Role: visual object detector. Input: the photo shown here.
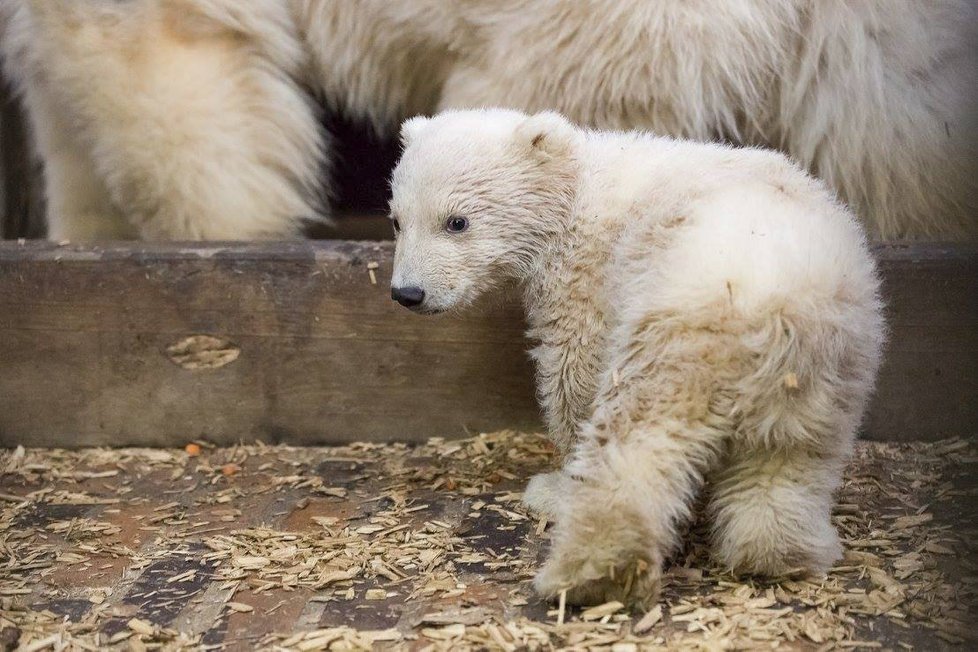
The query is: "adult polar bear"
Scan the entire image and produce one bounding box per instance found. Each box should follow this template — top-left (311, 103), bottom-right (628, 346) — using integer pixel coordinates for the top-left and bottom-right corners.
top-left (1, 0), bottom-right (975, 240)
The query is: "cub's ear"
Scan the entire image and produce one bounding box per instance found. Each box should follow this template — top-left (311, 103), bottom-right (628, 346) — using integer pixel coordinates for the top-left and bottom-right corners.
top-left (399, 116), bottom-right (430, 148)
top-left (514, 111), bottom-right (578, 159)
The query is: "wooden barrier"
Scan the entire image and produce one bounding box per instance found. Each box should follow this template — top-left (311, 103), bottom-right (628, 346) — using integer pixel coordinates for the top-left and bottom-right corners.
top-left (0, 240), bottom-right (974, 447)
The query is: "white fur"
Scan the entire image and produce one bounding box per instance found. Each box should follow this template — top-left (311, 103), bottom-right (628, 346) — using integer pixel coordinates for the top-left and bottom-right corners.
top-left (1, 0), bottom-right (325, 239)
top-left (436, 0), bottom-right (978, 239)
top-left (389, 109), bottom-right (885, 607)
top-left (2, 0), bottom-right (975, 239)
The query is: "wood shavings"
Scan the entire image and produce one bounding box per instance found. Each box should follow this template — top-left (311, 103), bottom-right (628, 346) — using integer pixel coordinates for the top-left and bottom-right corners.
top-left (0, 433), bottom-right (974, 650)
top-left (126, 618), bottom-right (155, 636)
top-left (634, 604), bottom-right (662, 634)
top-left (581, 600), bottom-right (625, 621)
top-left (226, 601), bottom-right (253, 613)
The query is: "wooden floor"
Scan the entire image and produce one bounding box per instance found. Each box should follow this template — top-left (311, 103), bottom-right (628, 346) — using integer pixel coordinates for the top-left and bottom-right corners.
top-left (1, 432), bottom-right (975, 650)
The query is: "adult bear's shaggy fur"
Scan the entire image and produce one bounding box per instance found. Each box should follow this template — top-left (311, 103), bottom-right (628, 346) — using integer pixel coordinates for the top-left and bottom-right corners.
top-left (388, 108), bottom-right (885, 606)
top-left (2, 1), bottom-right (975, 239)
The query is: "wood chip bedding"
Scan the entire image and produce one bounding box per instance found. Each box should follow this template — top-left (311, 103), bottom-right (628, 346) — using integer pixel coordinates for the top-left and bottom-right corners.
top-left (1, 433), bottom-right (975, 650)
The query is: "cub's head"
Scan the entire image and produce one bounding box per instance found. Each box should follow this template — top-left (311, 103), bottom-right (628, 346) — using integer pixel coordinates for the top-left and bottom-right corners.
top-left (389, 109), bottom-right (580, 314)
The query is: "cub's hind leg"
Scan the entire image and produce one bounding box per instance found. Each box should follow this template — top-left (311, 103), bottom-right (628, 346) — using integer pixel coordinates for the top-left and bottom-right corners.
top-left (707, 443), bottom-right (845, 576)
top-left (706, 303), bottom-right (882, 577)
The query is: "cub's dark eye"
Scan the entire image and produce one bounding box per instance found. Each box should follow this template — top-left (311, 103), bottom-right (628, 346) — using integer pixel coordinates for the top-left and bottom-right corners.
top-left (445, 216), bottom-right (469, 233)
top-left (391, 217), bottom-right (400, 234)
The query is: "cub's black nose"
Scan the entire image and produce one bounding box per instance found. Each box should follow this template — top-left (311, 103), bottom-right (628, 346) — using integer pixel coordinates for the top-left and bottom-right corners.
top-left (391, 286), bottom-right (425, 308)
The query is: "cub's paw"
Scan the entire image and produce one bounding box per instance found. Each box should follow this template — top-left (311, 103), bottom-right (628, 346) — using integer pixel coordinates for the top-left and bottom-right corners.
top-left (522, 471), bottom-right (569, 520)
top-left (534, 554), bottom-right (661, 608)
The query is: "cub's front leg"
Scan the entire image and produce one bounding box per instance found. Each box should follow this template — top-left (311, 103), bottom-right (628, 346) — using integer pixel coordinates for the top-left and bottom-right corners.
top-left (528, 336), bottom-right (601, 454)
top-left (523, 332), bottom-right (603, 519)
top-left (522, 469), bottom-right (571, 520)
top-left (533, 323), bottom-right (733, 607)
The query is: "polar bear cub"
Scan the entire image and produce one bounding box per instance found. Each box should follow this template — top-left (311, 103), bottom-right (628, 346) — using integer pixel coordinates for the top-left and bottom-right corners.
top-left (388, 109), bottom-right (884, 606)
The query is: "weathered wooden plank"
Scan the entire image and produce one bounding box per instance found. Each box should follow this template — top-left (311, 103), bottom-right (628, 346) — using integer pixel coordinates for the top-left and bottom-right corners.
top-left (0, 240), bottom-right (974, 447)
top-left (0, 240), bottom-right (538, 447)
top-left (863, 243), bottom-right (978, 441)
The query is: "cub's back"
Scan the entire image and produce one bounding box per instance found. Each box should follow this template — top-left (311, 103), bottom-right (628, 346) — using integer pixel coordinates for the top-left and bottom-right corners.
top-left (600, 137), bottom-right (877, 321)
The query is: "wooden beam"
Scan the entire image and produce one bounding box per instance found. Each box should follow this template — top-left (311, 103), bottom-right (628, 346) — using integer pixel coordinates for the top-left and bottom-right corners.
top-left (0, 241), bottom-right (974, 447)
top-left (863, 243), bottom-right (978, 441)
top-left (0, 240), bottom-right (538, 447)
